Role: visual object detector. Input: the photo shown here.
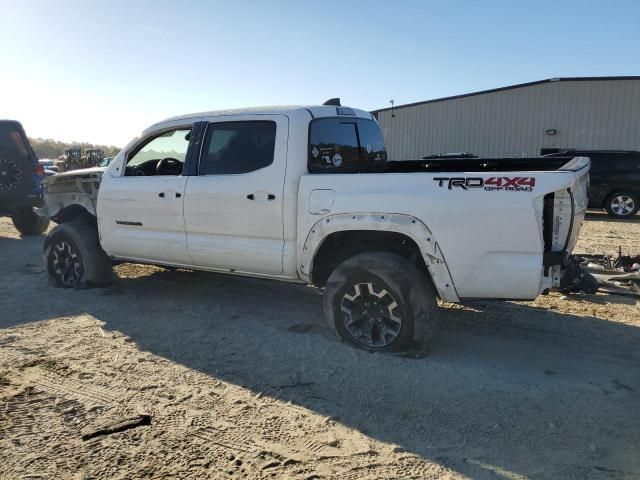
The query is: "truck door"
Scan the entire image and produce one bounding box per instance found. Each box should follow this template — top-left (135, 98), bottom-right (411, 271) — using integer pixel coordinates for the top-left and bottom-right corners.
top-left (183, 115), bottom-right (288, 275)
top-left (97, 123), bottom-right (194, 265)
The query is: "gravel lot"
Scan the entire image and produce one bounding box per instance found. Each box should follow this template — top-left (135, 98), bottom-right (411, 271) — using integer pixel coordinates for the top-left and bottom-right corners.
top-left (1, 212), bottom-right (639, 479)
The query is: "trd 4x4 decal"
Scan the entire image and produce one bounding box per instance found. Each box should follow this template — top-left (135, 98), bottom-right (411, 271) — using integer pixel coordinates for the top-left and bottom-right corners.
top-left (433, 176), bottom-right (536, 191)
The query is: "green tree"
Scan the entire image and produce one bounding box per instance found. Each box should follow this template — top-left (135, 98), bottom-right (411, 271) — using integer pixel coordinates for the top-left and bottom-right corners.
top-left (29, 137), bottom-right (120, 159)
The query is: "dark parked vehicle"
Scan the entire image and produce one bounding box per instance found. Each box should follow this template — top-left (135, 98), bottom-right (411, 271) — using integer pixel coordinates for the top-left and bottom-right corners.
top-left (543, 149), bottom-right (640, 218)
top-left (0, 120), bottom-right (50, 234)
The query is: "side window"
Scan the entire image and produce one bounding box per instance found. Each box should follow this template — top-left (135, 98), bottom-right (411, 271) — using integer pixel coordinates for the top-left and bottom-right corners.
top-left (199, 121), bottom-right (276, 175)
top-left (308, 118), bottom-right (387, 172)
top-left (309, 119), bottom-right (359, 169)
top-left (356, 118), bottom-right (387, 163)
top-left (125, 128), bottom-right (191, 176)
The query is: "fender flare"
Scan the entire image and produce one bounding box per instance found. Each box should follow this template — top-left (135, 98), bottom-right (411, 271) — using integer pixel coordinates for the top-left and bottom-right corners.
top-left (299, 212), bottom-right (460, 302)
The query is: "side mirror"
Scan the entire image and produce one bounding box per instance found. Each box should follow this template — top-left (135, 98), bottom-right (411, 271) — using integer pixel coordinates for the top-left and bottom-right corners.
top-left (109, 153), bottom-right (125, 177)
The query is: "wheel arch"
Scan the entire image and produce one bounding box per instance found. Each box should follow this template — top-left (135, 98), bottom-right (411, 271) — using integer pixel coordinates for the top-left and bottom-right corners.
top-left (300, 213), bottom-right (460, 302)
top-left (51, 204), bottom-right (97, 225)
top-left (604, 188), bottom-right (640, 200)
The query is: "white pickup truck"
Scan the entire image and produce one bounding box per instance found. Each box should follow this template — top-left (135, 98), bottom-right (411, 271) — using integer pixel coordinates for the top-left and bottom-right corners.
top-left (42, 101), bottom-right (590, 354)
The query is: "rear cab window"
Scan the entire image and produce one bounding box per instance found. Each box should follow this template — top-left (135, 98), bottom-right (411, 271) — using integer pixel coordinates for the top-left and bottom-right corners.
top-left (308, 118), bottom-right (386, 172)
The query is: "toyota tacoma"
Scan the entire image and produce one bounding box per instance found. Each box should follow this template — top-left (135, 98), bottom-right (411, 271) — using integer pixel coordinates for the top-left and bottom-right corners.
top-left (41, 102), bottom-right (590, 354)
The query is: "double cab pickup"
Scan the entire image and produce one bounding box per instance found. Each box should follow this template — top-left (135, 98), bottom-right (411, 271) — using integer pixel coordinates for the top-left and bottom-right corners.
top-left (42, 102), bottom-right (590, 354)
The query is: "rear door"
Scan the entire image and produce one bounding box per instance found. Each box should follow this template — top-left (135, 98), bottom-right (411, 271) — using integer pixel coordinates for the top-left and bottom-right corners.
top-left (183, 115), bottom-right (288, 274)
top-left (98, 122), bottom-right (194, 264)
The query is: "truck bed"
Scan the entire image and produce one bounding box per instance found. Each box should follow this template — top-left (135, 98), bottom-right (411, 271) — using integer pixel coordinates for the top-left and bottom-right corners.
top-left (313, 156), bottom-right (585, 174)
top-left (299, 156), bottom-right (590, 300)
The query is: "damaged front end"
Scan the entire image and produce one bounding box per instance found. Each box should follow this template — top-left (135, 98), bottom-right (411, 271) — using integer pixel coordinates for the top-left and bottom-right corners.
top-left (39, 167), bottom-right (104, 223)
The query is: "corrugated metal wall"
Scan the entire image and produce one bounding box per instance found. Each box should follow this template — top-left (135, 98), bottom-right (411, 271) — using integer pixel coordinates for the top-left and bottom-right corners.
top-left (375, 79), bottom-right (640, 160)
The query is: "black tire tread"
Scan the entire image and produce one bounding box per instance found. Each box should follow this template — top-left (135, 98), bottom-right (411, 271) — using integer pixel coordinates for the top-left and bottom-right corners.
top-left (11, 207), bottom-right (50, 235)
top-left (44, 221), bottom-right (113, 288)
top-left (323, 252), bottom-right (440, 356)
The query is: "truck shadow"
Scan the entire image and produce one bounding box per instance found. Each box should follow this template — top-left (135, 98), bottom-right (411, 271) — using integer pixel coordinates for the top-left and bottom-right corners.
top-left (562, 291), bottom-right (637, 306)
top-left (2, 257), bottom-right (640, 478)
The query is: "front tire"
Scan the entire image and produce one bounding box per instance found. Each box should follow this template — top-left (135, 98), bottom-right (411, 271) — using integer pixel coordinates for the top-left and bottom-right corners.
top-left (44, 221), bottom-right (113, 288)
top-left (11, 207), bottom-right (50, 235)
top-left (323, 252), bottom-right (440, 356)
top-left (605, 193), bottom-right (638, 218)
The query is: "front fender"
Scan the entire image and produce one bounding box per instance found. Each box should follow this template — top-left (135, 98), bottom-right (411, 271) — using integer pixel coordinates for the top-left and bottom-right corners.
top-left (40, 173), bottom-right (101, 219)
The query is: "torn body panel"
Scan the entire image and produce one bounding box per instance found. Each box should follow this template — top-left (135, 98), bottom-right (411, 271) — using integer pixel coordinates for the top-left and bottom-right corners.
top-left (40, 168), bottom-right (104, 221)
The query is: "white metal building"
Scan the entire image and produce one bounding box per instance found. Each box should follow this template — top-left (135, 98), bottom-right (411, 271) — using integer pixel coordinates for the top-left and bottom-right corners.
top-left (373, 77), bottom-right (640, 160)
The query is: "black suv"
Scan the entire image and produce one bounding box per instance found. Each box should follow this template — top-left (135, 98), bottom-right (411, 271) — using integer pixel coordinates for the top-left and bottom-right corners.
top-left (543, 149), bottom-right (640, 218)
top-left (0, 121), bottom-right (50, 234)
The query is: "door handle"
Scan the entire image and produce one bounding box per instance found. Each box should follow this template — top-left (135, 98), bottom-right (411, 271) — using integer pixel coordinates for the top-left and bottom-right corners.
top-left (175, 192), bottom-right (182, 198)
top-left (247, 193), bottom-right (275, 201)
top-left (158, 192), bottom-right (165, 198)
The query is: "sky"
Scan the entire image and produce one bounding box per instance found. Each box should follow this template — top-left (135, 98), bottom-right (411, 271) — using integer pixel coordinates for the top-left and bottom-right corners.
top-left (0, 0), bottom-right (638, 146)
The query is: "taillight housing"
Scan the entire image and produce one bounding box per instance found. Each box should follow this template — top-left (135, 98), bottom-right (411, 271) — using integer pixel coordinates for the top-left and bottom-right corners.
top-left (34, 163), bottom-right (45, 177)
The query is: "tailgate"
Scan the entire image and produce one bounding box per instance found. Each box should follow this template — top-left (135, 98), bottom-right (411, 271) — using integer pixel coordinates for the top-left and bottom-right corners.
top-left (549, 157), bottom-right (590, 254)
top-left (542, 157), bottom-right (590, 290)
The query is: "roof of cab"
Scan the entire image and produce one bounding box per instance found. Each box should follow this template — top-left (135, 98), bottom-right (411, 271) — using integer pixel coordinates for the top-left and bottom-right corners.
top-left (148, 105), bottom-right (374, 131)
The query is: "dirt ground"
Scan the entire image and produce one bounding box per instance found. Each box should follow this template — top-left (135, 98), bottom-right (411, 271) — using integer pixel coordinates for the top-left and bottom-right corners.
top-left (1, 211), bottom-right (639, 480)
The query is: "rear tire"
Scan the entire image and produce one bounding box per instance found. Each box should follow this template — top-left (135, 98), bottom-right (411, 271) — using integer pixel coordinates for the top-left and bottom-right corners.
top-left (323, 252), bottom-right (440, 356)
top-left (44, 221), bottom-right (113, 288)
top-left (11, 207), bottom-right (50, 235)
top-left (605, 192), bottom-right (638, 218)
